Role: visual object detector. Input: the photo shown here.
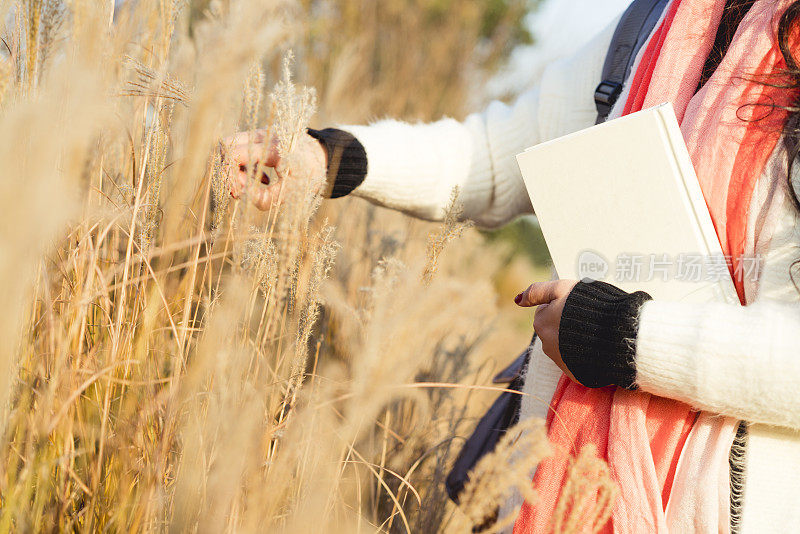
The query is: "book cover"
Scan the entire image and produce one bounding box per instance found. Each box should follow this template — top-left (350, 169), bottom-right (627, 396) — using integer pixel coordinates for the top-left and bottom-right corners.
top-left (516, 103), bottom-right (739, 304)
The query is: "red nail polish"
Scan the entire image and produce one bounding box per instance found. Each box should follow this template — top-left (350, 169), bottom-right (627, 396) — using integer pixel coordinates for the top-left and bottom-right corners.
top-left (514, 293), bottom-right (523, 304)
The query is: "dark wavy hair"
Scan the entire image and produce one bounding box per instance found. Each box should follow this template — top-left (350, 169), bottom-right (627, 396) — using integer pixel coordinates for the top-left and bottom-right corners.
top-left (776, 2), bottom-right (800, 286)
top-left (779, 2), bottom-right (800, 212)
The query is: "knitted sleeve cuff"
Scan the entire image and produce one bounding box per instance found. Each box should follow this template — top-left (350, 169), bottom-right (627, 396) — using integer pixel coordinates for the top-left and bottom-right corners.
top-left (307, 128), bottom-right (367, 198)
top-left (557, 280), bottom-right (652, 390)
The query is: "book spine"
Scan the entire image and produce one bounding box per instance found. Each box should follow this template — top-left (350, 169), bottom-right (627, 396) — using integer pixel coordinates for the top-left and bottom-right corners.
top-left (656, 105), bottom-right (739, 304)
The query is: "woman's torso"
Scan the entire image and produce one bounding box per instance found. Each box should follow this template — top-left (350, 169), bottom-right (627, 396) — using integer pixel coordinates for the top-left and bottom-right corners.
top-left (506, 8), bottom-right (800, 530)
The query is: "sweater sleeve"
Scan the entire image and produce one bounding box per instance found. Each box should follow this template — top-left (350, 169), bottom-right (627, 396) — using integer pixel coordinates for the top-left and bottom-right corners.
top-left (332, 18), bottom-right (618, 229)
top-left (306, 128), bottom-right (368, 198)
top-left (635, 300), bottom-right (800, 430)
top-left (558, 280), bottom-right (652, 389)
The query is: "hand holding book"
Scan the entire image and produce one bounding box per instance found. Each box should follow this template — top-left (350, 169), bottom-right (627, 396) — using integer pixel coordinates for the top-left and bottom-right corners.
top-left (513, 279), bottom-right (579, 384)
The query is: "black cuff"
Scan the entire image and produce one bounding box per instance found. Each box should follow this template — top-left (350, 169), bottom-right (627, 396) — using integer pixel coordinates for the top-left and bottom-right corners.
top-left (557, 280), bottom-right (652, 390)
top-left (307, 128), bottom-right (367, 198)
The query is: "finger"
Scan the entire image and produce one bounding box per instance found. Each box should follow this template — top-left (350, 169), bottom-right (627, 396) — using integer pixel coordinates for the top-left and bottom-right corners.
top-left (249, 183), bottom-right (281, 211)
top-left (223, 129), bottom-right (267, 149)
top-left (515, 280), bottom-right (576, 307)
top-left (229, 168), bottom-right (249, 198)
top-left (516, 282), bottom-right (558, 307)
top-left (223, 131), bottom-right (279, 168)
top-left (229, 140), bottom-right (280, 170)
top-left (532, 303), bottom-right (552, 332)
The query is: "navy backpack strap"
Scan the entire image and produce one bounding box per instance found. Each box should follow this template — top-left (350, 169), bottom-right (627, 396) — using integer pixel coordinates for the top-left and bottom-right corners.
top-left (595, 0), bottom-right (670, 123)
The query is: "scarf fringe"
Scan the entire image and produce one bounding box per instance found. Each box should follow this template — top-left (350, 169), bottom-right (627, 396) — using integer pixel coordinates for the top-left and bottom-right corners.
top-left (729, 421), bottom-right (749, 534)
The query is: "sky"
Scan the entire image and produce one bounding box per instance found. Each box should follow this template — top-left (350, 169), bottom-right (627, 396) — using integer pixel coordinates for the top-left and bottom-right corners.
top-left (487, 0), bottom-right (633, 98)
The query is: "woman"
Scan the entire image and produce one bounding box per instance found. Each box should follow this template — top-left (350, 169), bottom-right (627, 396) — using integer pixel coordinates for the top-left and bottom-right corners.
top-left (227, 0), bottom-right (800, 531)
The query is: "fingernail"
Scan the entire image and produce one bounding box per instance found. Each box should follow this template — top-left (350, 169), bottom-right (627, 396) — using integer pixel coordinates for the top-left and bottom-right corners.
top-left (514, 293), bottom-right (523, 305)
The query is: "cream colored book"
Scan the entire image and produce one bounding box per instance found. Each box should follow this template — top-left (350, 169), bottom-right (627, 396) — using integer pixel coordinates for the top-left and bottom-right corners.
top-left (516, 103), bottom-right (739, 304)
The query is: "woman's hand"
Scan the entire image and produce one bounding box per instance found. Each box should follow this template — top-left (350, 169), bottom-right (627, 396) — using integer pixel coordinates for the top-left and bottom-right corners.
top-left (515, 279), bottom-right (580, 383)
top-left (223, 129), bottom-right (328, 211)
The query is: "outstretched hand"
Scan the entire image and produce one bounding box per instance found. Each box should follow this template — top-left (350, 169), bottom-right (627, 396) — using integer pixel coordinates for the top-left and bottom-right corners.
top-left (515, 279), bottom-right (580, 383)
top-left (223, 129), bottom-right (328, 210)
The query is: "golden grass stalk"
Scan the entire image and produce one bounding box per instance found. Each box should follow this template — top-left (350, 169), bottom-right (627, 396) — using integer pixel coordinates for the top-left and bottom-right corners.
top-left (455, 418), bottom-right (552, 533)
top-left (552, 445), bottom-right (620, 534)
top-left (423, 187), bottom-right (474, 285)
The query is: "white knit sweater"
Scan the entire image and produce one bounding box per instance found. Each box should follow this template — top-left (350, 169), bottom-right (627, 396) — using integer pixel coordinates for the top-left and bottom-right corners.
top-left (342, 19), bottom-right (800, 533)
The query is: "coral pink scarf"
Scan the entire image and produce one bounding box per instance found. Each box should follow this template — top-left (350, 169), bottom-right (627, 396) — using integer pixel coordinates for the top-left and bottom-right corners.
top-left (514, 0), bottom-right (797, 532)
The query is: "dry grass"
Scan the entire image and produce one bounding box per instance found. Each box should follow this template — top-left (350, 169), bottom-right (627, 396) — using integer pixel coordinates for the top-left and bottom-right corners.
top-left (552, 445), bottom-right (619, 534)
top-left (454, 418), bottom-right (552, 533)
top-left (0, 0), bottom-right (615, 532)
